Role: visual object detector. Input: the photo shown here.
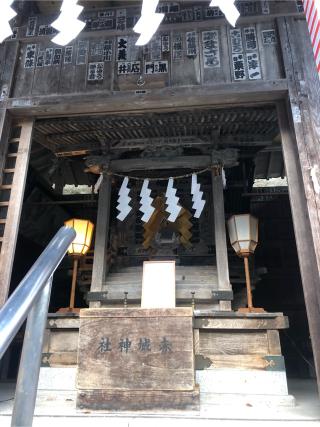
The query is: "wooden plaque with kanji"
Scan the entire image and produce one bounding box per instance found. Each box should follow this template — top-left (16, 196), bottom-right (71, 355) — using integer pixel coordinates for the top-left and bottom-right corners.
top-left (76, 308), bottom-right (199, 411)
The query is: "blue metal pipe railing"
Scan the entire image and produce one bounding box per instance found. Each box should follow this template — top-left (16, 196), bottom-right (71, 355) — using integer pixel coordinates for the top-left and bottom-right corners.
top-left (0, 226), bottom-right (76, 427)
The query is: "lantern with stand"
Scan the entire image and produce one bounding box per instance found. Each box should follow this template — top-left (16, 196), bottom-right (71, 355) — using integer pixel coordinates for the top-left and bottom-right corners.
top-left (227, 214), bottom-right (265, 313)
top-left (58, 218), bottom-right (94, 313)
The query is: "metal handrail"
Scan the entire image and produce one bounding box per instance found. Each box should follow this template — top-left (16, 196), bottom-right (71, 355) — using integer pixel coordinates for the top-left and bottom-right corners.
top-left (0, 226), bottom-right (76, 427)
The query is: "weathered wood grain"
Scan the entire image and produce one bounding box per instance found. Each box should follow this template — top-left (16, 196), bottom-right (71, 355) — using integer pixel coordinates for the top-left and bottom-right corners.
top-left (195, 354), bottom-right (285, 371)
top-left (111, 155), bottom-right (211, 172)
top-left (193, 328), bottom-right (200, 355)
top-left (194, 310), bottom-right (285, 318)
top-left (6, 80), bottom-right (288, 117)
top-left (0, 110), bottom-right (11, 188)
top-left (89, 287), bottom-right (230, 301)
top-left (77, 308), bottom-right (194, 391)
top-left (77, 387), bottom-right (200, 412)
top-left (0, 119), bottom-right (33, 306)
top-left (257, 20), bottom-right (284, 81)
top-left (211, 168), bottom-right (231, 312)
top-left (267, 330), bottom-right (281, 355)
top-left (201, 25), bottom-right (231, 86)
top-left (170, 29), bottom-right (200, 87)
top-left (90, 173), bottom-right (111, 307)
top-left (194, 316), bottom-right (289, 330)
top-left (1, 41), bottom-right (20, 98)
top-left (199, 330), bottom-right (269, 355)
top-left (12, 44), bottom-right (36, 98)
top-left (42, 351), bottom-right (77, 366)
top-left (49, 331), bottom-right (79, 353)
top-left (277, 15), bottom-right (320, 392)
top-left (47, 316), bottom-right (80, 329)
top-left (80, 307), bottom-right (193, 318)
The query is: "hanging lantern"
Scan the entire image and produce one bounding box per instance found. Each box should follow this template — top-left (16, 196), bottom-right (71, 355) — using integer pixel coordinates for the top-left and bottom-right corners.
top-left (64, 218), bottom-right (94, 255)
top-left (227, 214), bottom-right (258, 257)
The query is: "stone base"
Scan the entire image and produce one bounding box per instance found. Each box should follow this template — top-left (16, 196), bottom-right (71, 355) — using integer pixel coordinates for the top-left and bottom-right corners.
top-left (38, 367), bottom-right (76, 391)
top-left (38, 367), bottom-right (295, 409)
top-left (201, 392), bottom-right (295, 408)
top-left (196, 369), bottom-right (294, 408)
top-left (196, 369), bottom-right (289, 395)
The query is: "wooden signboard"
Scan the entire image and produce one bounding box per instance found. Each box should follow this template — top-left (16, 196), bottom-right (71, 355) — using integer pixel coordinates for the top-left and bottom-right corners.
top-left (77, 307), bottom-right (199, 411)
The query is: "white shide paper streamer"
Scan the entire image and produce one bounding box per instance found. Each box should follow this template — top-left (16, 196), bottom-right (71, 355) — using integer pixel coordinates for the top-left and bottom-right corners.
top-left (165, 177), bottom-right (182, 222)
top-left (191, 174), bottom-right (206, 218)
top-left (116, 176), bottom-right (132, 221)
top-left (139, 179), bottom-right (155, 222)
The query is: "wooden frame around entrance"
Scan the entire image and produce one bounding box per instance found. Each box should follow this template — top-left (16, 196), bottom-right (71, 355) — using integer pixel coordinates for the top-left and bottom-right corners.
top-left (1, 97), bottom-right (319, 391)
top-left (0, 15), bottom-right (320, 394)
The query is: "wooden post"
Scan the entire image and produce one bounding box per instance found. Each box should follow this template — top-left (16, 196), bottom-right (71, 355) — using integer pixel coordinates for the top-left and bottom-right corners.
top-left (277, 15), bottom-right (320, 393)
top-left (0, 119), bottom-right (34, 307)
top-left (243, 257), bottom-right (253, 309)
top-left (211, 166), bottom-right (231, 311)
top-left (90, 172), bottom-right (112, 308)
top-left (69, 257), bottom-right (79, 309)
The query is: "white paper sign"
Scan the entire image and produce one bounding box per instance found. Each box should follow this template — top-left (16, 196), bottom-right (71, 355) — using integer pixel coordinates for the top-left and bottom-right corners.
top-left (141, 261), bottom-right (176, 308)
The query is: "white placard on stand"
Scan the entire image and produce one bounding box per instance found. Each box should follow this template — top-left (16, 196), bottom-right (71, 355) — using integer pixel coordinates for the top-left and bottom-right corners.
top-left (141, 260), bottom-right (176, 308)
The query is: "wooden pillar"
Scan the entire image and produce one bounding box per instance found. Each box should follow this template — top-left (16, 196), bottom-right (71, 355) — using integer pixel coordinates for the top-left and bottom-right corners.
top-left (90, 172), bottom-right (112, 308)
top-left (277, 16), bottom-right (320, 392)
top-left (277, 101), bottom-right (320, 393)
top-left (211, 166), bottom-right (232, 311)
top-left (0, 119), bottom-right (34, 307)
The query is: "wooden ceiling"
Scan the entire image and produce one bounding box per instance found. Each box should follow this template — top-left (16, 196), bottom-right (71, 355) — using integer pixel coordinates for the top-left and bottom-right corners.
top-left (34, 106), bottom-right (279, 156)
top-left (30, 106), bottom-right (283, 187)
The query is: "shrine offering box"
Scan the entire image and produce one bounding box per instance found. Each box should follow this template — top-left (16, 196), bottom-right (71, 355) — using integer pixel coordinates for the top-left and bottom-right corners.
top-left (76, 308), bottom-right (199, 412)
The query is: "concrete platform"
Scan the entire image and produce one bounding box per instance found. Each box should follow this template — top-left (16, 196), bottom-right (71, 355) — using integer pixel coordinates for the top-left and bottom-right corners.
top-left (0, 379), bottom-right (319, 426)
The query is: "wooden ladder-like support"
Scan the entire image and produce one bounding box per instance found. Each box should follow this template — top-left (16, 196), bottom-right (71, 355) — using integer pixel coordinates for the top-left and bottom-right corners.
top-left (0, 135), bottom-right (20, 249)
top-left (0, 120), bottom-right (33, 305)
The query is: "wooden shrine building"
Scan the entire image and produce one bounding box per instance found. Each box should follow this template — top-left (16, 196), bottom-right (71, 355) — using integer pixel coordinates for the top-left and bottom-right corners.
top-left (0, 0), bottom-right (320, 413)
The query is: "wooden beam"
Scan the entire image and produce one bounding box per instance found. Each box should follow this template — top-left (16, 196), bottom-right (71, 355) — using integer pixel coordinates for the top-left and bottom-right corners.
top-left (211, 167), bottom-right (231, 311)
top-left (111, 155), bottom-right (211, 172)
top-left (0, 119), bottom-right (34, 307)
top-left (89, 173), bottom-right (112, 308)
top-left (7, 80), bottom-right (287, 118)
top-left (46, 137), bottom-right (275, 157)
